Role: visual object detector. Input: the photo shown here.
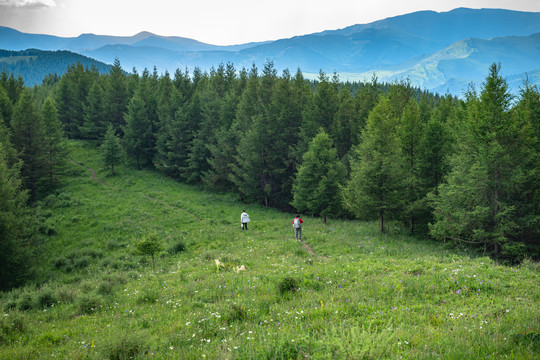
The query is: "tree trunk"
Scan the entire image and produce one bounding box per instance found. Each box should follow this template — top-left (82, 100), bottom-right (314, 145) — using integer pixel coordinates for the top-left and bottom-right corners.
top-left (380, 211), bottom-right (384, 233)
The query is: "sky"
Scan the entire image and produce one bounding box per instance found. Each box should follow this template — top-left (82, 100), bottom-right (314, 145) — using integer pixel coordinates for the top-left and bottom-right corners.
top-left (1, 0), bottom-right (540, 45)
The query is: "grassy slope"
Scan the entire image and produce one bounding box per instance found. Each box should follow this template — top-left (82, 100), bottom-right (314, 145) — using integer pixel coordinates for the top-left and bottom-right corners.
top-left (1, 141), bottom-right (538, 359)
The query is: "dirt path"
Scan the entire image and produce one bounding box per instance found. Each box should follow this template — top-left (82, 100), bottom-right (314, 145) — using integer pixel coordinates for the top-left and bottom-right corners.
top-left (301, 241), bottom-right (328, 260)
top-left (70, 158), bottom-right (110, 187)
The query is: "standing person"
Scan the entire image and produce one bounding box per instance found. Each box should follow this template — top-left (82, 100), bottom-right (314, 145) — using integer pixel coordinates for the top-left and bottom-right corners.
top-left (292, 214), bottom-right (303, 241)
top-left (241, 210), bottom-right (250, 230)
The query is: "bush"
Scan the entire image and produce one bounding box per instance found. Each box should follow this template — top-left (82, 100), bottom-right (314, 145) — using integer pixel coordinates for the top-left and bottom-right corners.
top-left (56, 286), bottom-right (76, 304)
top-left (73, 255), bottom-right (91, 269)
top-left (35, 288), bottom-right (57, 309)
top-left (167, 240), bottom-right (186, 254)
top-left (101, 332), bottom-right (149, 360)
top-left (16, 293), bottom-right (34, 311)
top-left (225, 304), bottom-right (248, 324)
top-left (278, 277), bottom-right (299, 296)
top-left (77, 294), bottom-right (102, 314)
top-left (0, 313), bottom-right (26, 344)
top-left (97, 281), bottom-right (115, 296)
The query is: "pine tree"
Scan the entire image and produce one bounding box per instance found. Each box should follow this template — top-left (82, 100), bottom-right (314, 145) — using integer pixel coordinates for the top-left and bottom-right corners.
top-left (430, 63), bottom-right (539, 261)
top-left (56, 63), bottom-right (97, 139)
top-left (304, 70), bottom-right (338, 133)
top-left (41, 97), bottom-right (67, 191)
top-left (101, 124), bottom-right (124, 175)
top-left (10, 89), bottom-right (48, 200)
top-left (343, 96), bottom-right (404, 232)
top-left (332, 87), bottom-right (359, 158)
top-left (81, 81), bottom-right (106, 139)
top-left (105, 58), bottom-right (128, 136)
top-left (0, 71), bottom-right (24, 105)
top-left (292, 129), bottom-right (346, 224)
top-left (0, 85), bottom-right (13, 127)
top-left (123, 88), bottom-right (153, 169)
top-left (0, 138), bottom-right (30, 290)
top-left (396, 99), bottom-right (424, 233)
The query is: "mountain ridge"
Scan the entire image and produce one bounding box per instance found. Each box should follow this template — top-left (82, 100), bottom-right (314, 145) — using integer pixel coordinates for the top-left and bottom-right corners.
top-left (1, 7), bottom-right (539, 95)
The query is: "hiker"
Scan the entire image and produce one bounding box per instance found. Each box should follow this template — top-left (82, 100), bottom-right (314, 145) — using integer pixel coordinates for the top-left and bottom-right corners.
top-left (292, 214), bottom-right (303, 240)
top-left (241, 210), bottom-right (250, 230)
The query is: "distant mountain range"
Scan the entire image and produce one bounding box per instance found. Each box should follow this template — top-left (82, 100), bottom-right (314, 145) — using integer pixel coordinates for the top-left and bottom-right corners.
top-left (1, 7), bottom-right (539, 96)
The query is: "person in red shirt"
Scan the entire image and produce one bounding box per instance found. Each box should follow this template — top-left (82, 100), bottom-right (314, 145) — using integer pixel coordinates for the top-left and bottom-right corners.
top-left (292, 214), bottom-right (303, 241)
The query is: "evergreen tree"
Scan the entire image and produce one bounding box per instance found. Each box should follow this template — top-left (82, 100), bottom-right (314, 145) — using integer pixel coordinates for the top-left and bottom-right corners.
top-left (343, 96), bottom-right (404, 232)
top-left (81, 81), bottom-right (106, 139)
top-left (185, 76), bottom-right (220, 186)
top-left (265, 69), bottom-right (303, 208)
top-left (154, 87), bottom-right (188, 178)
top-left (292, 129), bottom-right (346, 224)
top-left (230, 64), bottom-right (264, 203)
top-left (231, 61), bottom-right (285, 206)
top-left (332, 87), bottom-right (359, 158)
top-left (101, 124), bottom-right (124, 175)
top-left (0, 70), bottom-right (24, 105)
top-left (430, 63), bottom-right (539, 261)
top-left (396, 99), bottom-right (424, 233)
top-left (303, 70), bottom-right (338, 134)
top-left (0, 85), bottom-right (13, 127)
top-left (10, 89), bottom-right (48, 200)
top-left (105, 58), bottom-right (128, 136)
top-left (414, 102), bottom-right (453, 234)
top-left (0, 137), bottom-right (30, 290)
top-left (41, 97), bottom-right (67, 191)
top-left (355, 74), bottom-right (380, 139)
top-left (56, 62), bottom-right (97, 139)
top-left (290, 69), bottom-right (313, 167)
top-left (123, 88), bottom-right (153, 169)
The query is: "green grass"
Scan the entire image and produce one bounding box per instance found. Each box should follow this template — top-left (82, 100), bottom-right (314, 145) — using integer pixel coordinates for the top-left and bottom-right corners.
top-left (1, 140), bottom-right (538, 359)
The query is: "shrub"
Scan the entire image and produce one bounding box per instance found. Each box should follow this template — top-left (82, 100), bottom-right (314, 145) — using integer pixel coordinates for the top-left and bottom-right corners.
top-left (16, 293), bottom-right (34, 311)
top-left (278, 277), bottom-right (299, 296)
top-left (77, 294), bottom-right (102, 314)
top-left (73, 256), bottom-right (91, 269)
top-left (97, 281), bottom-right (114, 296)
top-left (101, 332), bottom-right (149, 360)
top-left (0, 313), bottom-right (26, 344)
top-left (225, 304), bottom-right (247, 324)
top-left (167, 240), bottom-right (186, 254)
top-left (35, 288), bottom-right (57, 309)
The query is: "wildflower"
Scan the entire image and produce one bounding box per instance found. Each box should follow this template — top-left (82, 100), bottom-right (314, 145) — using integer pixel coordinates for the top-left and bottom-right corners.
top-left (234, 265), bottom-right (246, 273)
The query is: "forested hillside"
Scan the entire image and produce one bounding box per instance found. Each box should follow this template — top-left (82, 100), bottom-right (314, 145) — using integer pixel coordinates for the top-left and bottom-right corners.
top-left (0, 59), bottom-right (539, 292)
top-left (0, 49), bottom-right (112, 86)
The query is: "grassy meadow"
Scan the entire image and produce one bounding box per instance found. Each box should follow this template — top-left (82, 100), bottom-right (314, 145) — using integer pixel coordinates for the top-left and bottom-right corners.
top-left (0, 141), bottom-right (538, 359)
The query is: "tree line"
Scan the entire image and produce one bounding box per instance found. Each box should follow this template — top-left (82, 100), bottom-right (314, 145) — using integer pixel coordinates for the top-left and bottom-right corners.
top-left (0, 59), bottom-right (538, 290)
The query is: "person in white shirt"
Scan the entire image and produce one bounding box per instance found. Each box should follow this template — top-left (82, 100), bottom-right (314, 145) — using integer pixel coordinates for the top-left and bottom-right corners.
top-left (241, 210), bottom-right (250, 230)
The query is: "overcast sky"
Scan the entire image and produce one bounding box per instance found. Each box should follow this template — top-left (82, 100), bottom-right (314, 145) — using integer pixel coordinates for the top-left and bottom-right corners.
top-left (1, 0), bottom-right (539, 45)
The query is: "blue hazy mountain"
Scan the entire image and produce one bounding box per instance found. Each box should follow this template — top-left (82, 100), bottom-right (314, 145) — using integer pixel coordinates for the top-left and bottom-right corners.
top-left (366, 32), bottom-right (540, 96)
top-left (0, 49), bottom-right (112, 86)
top-left (0, 27), bottom-right (267, 53)
top-left (317, 8), bottom-right (540, 45)
top-left (1, 8), bottom-right (539, 95)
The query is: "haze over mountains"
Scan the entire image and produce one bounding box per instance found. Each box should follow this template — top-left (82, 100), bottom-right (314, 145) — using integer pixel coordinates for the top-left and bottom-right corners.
top-left (1, 7), bottom-right (539, 96)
